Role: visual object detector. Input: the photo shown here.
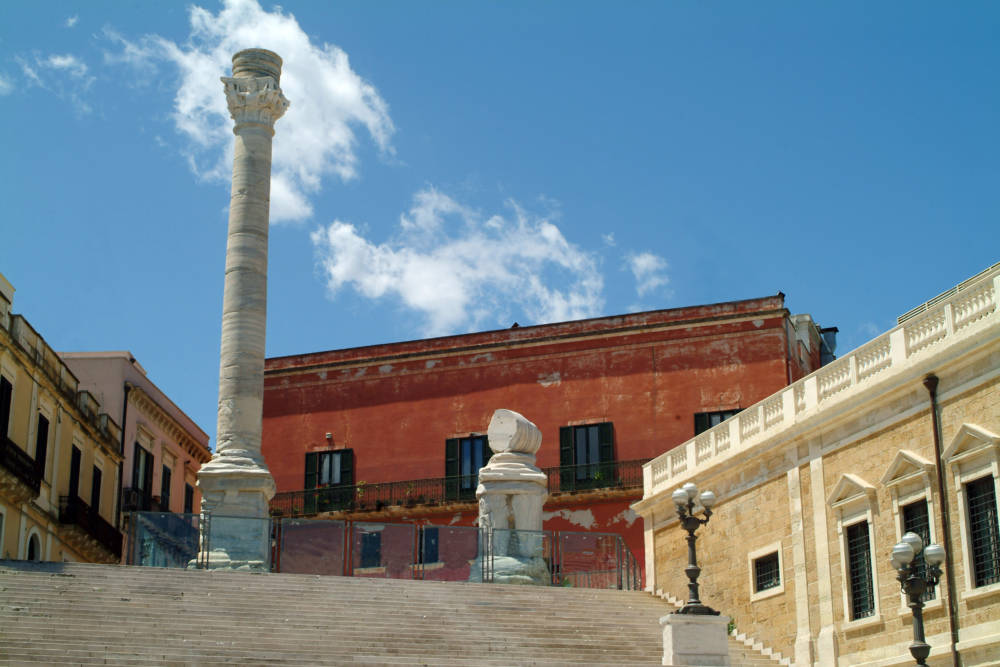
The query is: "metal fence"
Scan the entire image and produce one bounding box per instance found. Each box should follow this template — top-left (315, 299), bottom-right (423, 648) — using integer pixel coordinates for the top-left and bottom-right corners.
top-left (269, 459), bottom-right (649, 518)
top-left (125, 512), bottom-right (641, 590)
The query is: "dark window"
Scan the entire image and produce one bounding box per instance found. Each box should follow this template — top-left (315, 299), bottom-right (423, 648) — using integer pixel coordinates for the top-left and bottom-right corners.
top-left (420, 527), bottom-right (439, 564)
top-left (558, 423), bottom-right (615, 491)
top-left (360, 531), bottom-right (381, 568)
top-left (966, 476), bottom-right (1000, 587)
top-left (902, 499), bottom-right (935, 600)
top-left (160, 465), bottom-right (172, 512)
top-left (68, 446), bottom-right (81, 499)
top-left (0, 376), bottom-right (12, 438)
top-left (27, 534), bottom-right (39, 561)
top-left (132, 443), bottom-right (153, 497)
top-left (304, 449), bottom-right (354, 512)
top-left (91, 466), bottom-right (102, 514)
top-left (846, 521), bottom-right (875, 620)
top-left (694, 410), bottom-right (741, 435)
top-left (184, 483), bottom-right (195, 514)
top-left (445, 436), bottom-right (491, 500)
top-left (35, 414), bottom-right (49, 479)
top-left (754, 552), bottom-right (781, 592)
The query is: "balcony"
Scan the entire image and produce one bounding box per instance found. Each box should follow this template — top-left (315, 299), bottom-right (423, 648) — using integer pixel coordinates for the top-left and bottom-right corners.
top-left (270, 459), bottom-right (648, 518)
top-left (121, 487), bottom-right (167, 513)
top-left (59, 495), bottom-right (123, 559)
top-left (0, 435), bottom-right (42, 498)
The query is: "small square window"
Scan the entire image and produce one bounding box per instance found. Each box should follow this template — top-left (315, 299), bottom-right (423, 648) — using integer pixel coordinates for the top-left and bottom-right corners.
top-left (754, 552), bottom-right (781, 592)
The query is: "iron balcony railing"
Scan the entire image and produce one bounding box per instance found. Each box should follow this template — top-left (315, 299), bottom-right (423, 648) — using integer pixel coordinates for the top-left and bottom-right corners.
top-left (59, 494), bottom-right (123, 559)
top-left (121, 487), bottom-right (166, 513)
top-left (0, 436), bottom-right (42, 496)
top-left (270, 459), bottom-right (648, 518)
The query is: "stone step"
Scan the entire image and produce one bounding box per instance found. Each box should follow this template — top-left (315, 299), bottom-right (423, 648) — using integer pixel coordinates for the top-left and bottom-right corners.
top-left (0, 561), bottom-right (785, 666)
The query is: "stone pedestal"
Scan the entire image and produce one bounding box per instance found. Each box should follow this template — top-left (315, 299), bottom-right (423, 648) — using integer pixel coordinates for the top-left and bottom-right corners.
top-left (473, 409), bottom-right (549, 585)
top-left (660, 613), bottom-right (732, 666)
top-left (196, 48), bottom-right (288, 570)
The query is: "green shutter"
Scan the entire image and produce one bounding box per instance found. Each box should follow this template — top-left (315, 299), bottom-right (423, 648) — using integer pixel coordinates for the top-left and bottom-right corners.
top-left (132, 443), bottom-right (141, 491)
top-left (559, 427), bottom-right (573, 491)
top-left (598, 422), bottom-right (616, 488)
top-left (445, 438), bottom-right (459, 500)
top-left (143, 450), bottom-right (154, 499)
top-left (598, 423), bottom-right (614, 462)
top-left (304, 452), bottom-right (318, 489)
top-left (337, 449), bottom-right (355, 510)
top-left (339, 449), bottom-right (354, 485)
top-left (304, 452), bottom-right (318, 515)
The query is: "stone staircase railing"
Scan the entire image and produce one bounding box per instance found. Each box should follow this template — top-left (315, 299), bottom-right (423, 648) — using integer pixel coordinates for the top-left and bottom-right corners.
top-left (644, 264), bottom-right (1000, 498)
top-left (654, 588), bottom-right (789, 666)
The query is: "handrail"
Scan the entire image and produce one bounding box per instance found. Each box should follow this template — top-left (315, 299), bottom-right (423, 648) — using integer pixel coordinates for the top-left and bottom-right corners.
top-left (270, 459), bottom-right (649, 517)
top-left (643, 265), bottom-right (1000, 499)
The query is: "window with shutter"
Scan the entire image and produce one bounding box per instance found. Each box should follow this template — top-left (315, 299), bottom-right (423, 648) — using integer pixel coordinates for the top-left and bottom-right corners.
top-left (35, 414), bottom-right (49, 479)
top-left (304, 449), bottom-right (355, 513)
top-left (558, 422), bottom-right (616, 491)
top-left (0, 376), bottom-right (12, 439)
top-left (444, 435), bottom-right (490, 501)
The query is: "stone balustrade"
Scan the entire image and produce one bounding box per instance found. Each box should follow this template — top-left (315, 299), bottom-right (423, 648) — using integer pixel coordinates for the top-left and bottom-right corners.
top-left (644, 266), bottom-right (1000, 498)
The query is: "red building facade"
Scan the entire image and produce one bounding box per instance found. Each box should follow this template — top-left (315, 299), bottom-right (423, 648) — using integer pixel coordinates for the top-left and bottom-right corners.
top-left (261, 294), bottom-right (833, 571)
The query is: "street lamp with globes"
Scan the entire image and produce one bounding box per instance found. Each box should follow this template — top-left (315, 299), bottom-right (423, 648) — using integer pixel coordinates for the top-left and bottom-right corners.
top-left (891, 531), bottom-right (945, 666)
top-left (671, 481), bottom-right (719, 615)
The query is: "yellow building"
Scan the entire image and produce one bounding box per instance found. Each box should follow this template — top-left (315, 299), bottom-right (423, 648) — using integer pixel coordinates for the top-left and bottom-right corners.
top-left (0, 273), bottom-right (124, 563)
top-left (634, 264), bottom-right (1000, 666)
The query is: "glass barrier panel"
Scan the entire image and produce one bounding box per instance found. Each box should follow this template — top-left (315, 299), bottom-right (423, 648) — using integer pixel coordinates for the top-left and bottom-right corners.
top-left (204, 515), bottom-right (272, 571)
top-left (276, 518), bottom-right (346, 576)
top-left (557, 531), bottom-right (621, 589)
top-left (418, 525), bottom-right (482, 582)
top-left (129, 512), bottom-right (201, 568)
top-left (489, 529), bottom-right (550, 585)
top-left (349, 522), bottom-right (416, 579)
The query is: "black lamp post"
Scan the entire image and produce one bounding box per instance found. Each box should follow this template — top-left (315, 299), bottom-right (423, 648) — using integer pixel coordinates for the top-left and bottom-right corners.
top-left (891, 531), bottom-right (945, 666)
top-left (671, 482), bottom-right (719, 615)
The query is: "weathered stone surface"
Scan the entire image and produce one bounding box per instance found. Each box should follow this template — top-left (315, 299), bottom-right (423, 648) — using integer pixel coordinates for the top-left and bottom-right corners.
top-left (661, 613), bottom-right (732, 666)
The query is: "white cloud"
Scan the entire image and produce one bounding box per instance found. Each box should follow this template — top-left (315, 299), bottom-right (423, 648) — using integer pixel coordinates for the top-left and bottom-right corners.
top-left (602, 233), bottom-right (616, 247)
top-left (16, 52), bottom-right (96, 113)
top-left (311, 188), bottom-right (605, 336)
top-left (65, 15), bottom-right (79, 28)
top-left (626, 251), bottom-right (669, 297)
top-left (0, 74), bottom-right (12, 96)
top-left (44, 54), bottom-right (90, 80)
top-left (108, 0), bottom-right (394, 222)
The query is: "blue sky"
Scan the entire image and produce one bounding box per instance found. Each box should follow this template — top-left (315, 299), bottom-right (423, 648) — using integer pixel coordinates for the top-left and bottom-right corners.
top-left (2, 1), bottom-right (997, 448)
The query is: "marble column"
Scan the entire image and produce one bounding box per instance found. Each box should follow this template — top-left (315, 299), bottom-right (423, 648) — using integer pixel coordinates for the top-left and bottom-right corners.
top-left (196, 49), bottom-right (288, 569)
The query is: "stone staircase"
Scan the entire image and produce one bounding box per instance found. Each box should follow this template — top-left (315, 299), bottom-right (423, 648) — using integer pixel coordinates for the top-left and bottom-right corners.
top-left (0, 561), bottom-right (781, 666)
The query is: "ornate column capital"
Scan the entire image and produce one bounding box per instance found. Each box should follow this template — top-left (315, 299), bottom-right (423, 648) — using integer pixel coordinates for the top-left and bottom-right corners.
top-left (221, 75), bottom-right (289, 133)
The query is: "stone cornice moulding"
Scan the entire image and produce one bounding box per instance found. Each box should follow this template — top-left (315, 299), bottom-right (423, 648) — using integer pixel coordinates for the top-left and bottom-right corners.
top-left (129, 387), bottom-right (211, 463)
top-left (222, 76), bottom-right (289, 133)
top-left (265, 308), bottom-right (791, 380)
top-left (631, 348), bottom-right (1000, 521)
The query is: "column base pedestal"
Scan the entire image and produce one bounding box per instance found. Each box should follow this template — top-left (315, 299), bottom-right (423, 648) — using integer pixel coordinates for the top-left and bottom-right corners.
top-left (195, 449), bottom-right (275, 570)
top-left (660, 612), bottom-right (731, 666)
